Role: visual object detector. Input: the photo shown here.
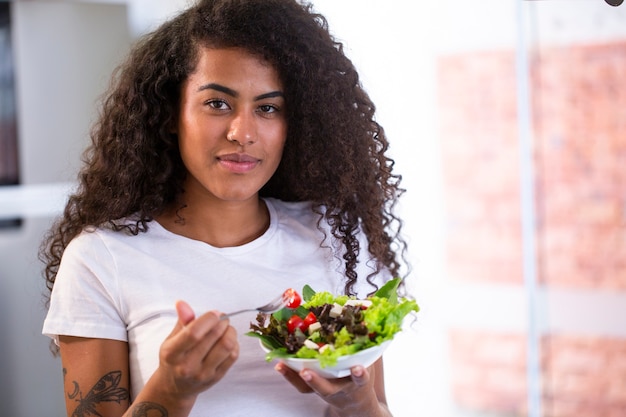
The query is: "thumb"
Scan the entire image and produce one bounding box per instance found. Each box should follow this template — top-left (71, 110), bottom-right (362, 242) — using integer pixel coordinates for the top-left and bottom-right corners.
top-left (166, 300), bottom-right (196, 340)
top-left (176, 300), bottom-right (196, 325)
top-left (168, 300), bottom-right (196, 337)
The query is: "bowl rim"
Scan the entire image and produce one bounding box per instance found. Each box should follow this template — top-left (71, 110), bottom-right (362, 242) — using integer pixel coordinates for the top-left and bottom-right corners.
top-left (259, 339), bottom-right (391, 363)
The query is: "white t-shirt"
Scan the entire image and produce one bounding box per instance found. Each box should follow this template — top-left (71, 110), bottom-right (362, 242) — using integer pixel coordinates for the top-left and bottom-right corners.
top-left (43, 198), bottom-right (388, 417)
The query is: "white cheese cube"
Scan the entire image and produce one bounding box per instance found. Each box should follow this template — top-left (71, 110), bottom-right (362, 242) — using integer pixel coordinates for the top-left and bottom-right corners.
top-left (308, 322), bottom-right (322, 334)
top-left (304, 339), bottom-right (319, 350)
top-left (329, 303), bottom-right (344, 318)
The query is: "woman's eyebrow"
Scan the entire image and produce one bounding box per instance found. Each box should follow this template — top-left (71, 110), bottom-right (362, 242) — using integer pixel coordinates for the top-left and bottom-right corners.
top-left (197, 83), bottom-right (284, 101)
top-left (254, 91), bottom-right (284, 101)
top-left (198, 83), bottom-right (237, 97)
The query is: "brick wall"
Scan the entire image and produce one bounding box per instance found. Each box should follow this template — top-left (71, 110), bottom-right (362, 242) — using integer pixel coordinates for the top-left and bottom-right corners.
top-left (439, 42), bottom-right (626, 417)
top-left (534, 43), bottom-right (626, 290)
top-left (449, 331), bottom-right (528, 416)
top-left (449, 331), bottom-right (626, 417)
top-left (543, 335), bottom-right (626, 417)
top-left (439, 50), bottom-right (523, 286)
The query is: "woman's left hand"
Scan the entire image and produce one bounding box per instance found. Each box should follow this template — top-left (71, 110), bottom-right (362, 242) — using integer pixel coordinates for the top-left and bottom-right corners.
top-left (275, 358), bottom-right (391, 417)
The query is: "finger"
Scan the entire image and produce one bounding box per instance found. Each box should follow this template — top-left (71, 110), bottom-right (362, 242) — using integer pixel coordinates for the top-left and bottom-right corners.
top-left (297, 369), bottom-right (350, 397)
top-left (275, 363), bottom-right (313, 393)
top-left (200, 323), bottom-right (238, 364)
top-left (199, 327), bottom-right (240, 383)
top-left (162, 308), bottom-right (226, 364)
top-left (177, 311), bottom-right (230, 363)
top-left (297, 366), bottom-right (370, 398)
top-left (181, 326), bottom-right (240, 391)
top-left (349, 365), bottom-right (370, 387)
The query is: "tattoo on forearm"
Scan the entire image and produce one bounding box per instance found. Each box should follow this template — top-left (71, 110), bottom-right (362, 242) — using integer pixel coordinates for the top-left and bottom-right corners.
top-left (66, 370), bottom-right (130, 417)
top-left (131, 402), bottom-right (168, 417)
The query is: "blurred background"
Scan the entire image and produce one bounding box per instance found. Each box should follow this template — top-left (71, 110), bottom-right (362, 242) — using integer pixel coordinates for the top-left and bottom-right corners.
top-left (1, 0), bottom-right (625, 416)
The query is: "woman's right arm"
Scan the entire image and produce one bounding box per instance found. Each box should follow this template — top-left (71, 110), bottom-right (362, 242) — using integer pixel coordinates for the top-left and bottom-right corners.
top-left (59, 301), bottom-right (239, 417)
top-left (59, 336), bottom-right (131, 416)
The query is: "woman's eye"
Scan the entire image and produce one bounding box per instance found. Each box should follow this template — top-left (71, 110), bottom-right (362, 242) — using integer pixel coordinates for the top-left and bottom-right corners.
top-left (258, 104), bottom-right (279, 114)
top-left (206, 99), bottom-right (230, 110)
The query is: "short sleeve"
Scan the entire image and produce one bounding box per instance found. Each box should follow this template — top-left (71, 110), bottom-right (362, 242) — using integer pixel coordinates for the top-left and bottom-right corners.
top-left (42, 231), bottom-right (128, 345)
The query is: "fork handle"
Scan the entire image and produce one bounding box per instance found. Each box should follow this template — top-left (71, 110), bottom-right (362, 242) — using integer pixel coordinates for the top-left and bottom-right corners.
top-left (219, 309), bottom-right (254, 320)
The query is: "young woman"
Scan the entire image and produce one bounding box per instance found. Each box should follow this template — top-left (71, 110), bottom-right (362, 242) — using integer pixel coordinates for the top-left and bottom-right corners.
top-left (41, 1), bottom-right (407, 416)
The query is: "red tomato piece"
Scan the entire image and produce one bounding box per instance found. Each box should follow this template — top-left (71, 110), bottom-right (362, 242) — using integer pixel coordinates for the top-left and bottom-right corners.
top-left (303, 311), bottom-right (317, 328)
top-left (282, 288), bottom-right (302, 309)
top-left (286, 315), bottom-right (305, 333)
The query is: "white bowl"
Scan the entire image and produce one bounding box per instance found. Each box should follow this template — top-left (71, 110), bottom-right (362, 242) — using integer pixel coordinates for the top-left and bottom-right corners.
top-left (261, 340), bottom-right (392, 379)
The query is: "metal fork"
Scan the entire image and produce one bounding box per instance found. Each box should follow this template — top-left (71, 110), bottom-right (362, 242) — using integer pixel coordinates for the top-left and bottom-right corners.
top-left (220, 293), bottom-right (287, 320)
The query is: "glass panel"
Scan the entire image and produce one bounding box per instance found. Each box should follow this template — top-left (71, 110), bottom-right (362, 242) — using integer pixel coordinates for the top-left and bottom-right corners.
top-left (523, 2), bottom-right (626, 417)
top-left (434, 2), bottom-right (534, 415)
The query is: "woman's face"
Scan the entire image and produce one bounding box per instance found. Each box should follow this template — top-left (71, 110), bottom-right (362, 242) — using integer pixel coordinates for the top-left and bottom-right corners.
top-left (176, 47), bottom-right (287, 204)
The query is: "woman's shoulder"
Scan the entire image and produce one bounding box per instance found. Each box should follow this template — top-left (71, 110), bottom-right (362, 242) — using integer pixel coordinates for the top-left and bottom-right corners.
top-left (67, 217), bottom-right (154, 250)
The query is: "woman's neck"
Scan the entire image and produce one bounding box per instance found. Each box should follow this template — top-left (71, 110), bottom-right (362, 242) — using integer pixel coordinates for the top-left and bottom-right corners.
top-left (157, 197), bottom-right (270, 248)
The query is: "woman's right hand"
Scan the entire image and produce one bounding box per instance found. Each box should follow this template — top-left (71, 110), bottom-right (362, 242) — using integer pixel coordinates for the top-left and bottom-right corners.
top-left (122, 300), bottom-right (238, 416)
top-left (149, 300), bottom-right (239, 410)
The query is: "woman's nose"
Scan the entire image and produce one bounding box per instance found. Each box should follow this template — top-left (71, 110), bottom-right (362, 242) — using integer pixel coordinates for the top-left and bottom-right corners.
top-left (226, 112), bottom-right (257, 146)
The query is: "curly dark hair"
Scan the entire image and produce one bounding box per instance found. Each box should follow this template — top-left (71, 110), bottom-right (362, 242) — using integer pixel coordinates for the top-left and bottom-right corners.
top-left (40, 0), bottom-right (407, 302)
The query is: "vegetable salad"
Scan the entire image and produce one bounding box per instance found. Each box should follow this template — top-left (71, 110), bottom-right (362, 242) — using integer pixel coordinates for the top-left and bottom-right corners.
top-left (247, 278), bottom-right (419, 368)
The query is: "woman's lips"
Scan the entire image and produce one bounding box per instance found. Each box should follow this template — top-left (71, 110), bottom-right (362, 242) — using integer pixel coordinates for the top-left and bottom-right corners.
top-left (217, 153), bottom-right (260, 173)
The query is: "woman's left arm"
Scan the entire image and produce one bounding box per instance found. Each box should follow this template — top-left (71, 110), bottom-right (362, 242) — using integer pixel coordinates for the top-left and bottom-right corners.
top-left (275, 357), bottom-right (392, 417)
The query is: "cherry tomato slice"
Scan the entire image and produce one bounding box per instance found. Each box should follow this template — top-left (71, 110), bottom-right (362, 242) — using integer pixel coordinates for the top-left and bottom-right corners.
top-left (303, 311), bottom-right (317, 328)
top-left (282, 288), bottom-right (302, 309)
top-left (286, 315), bottom-right (305, 333)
